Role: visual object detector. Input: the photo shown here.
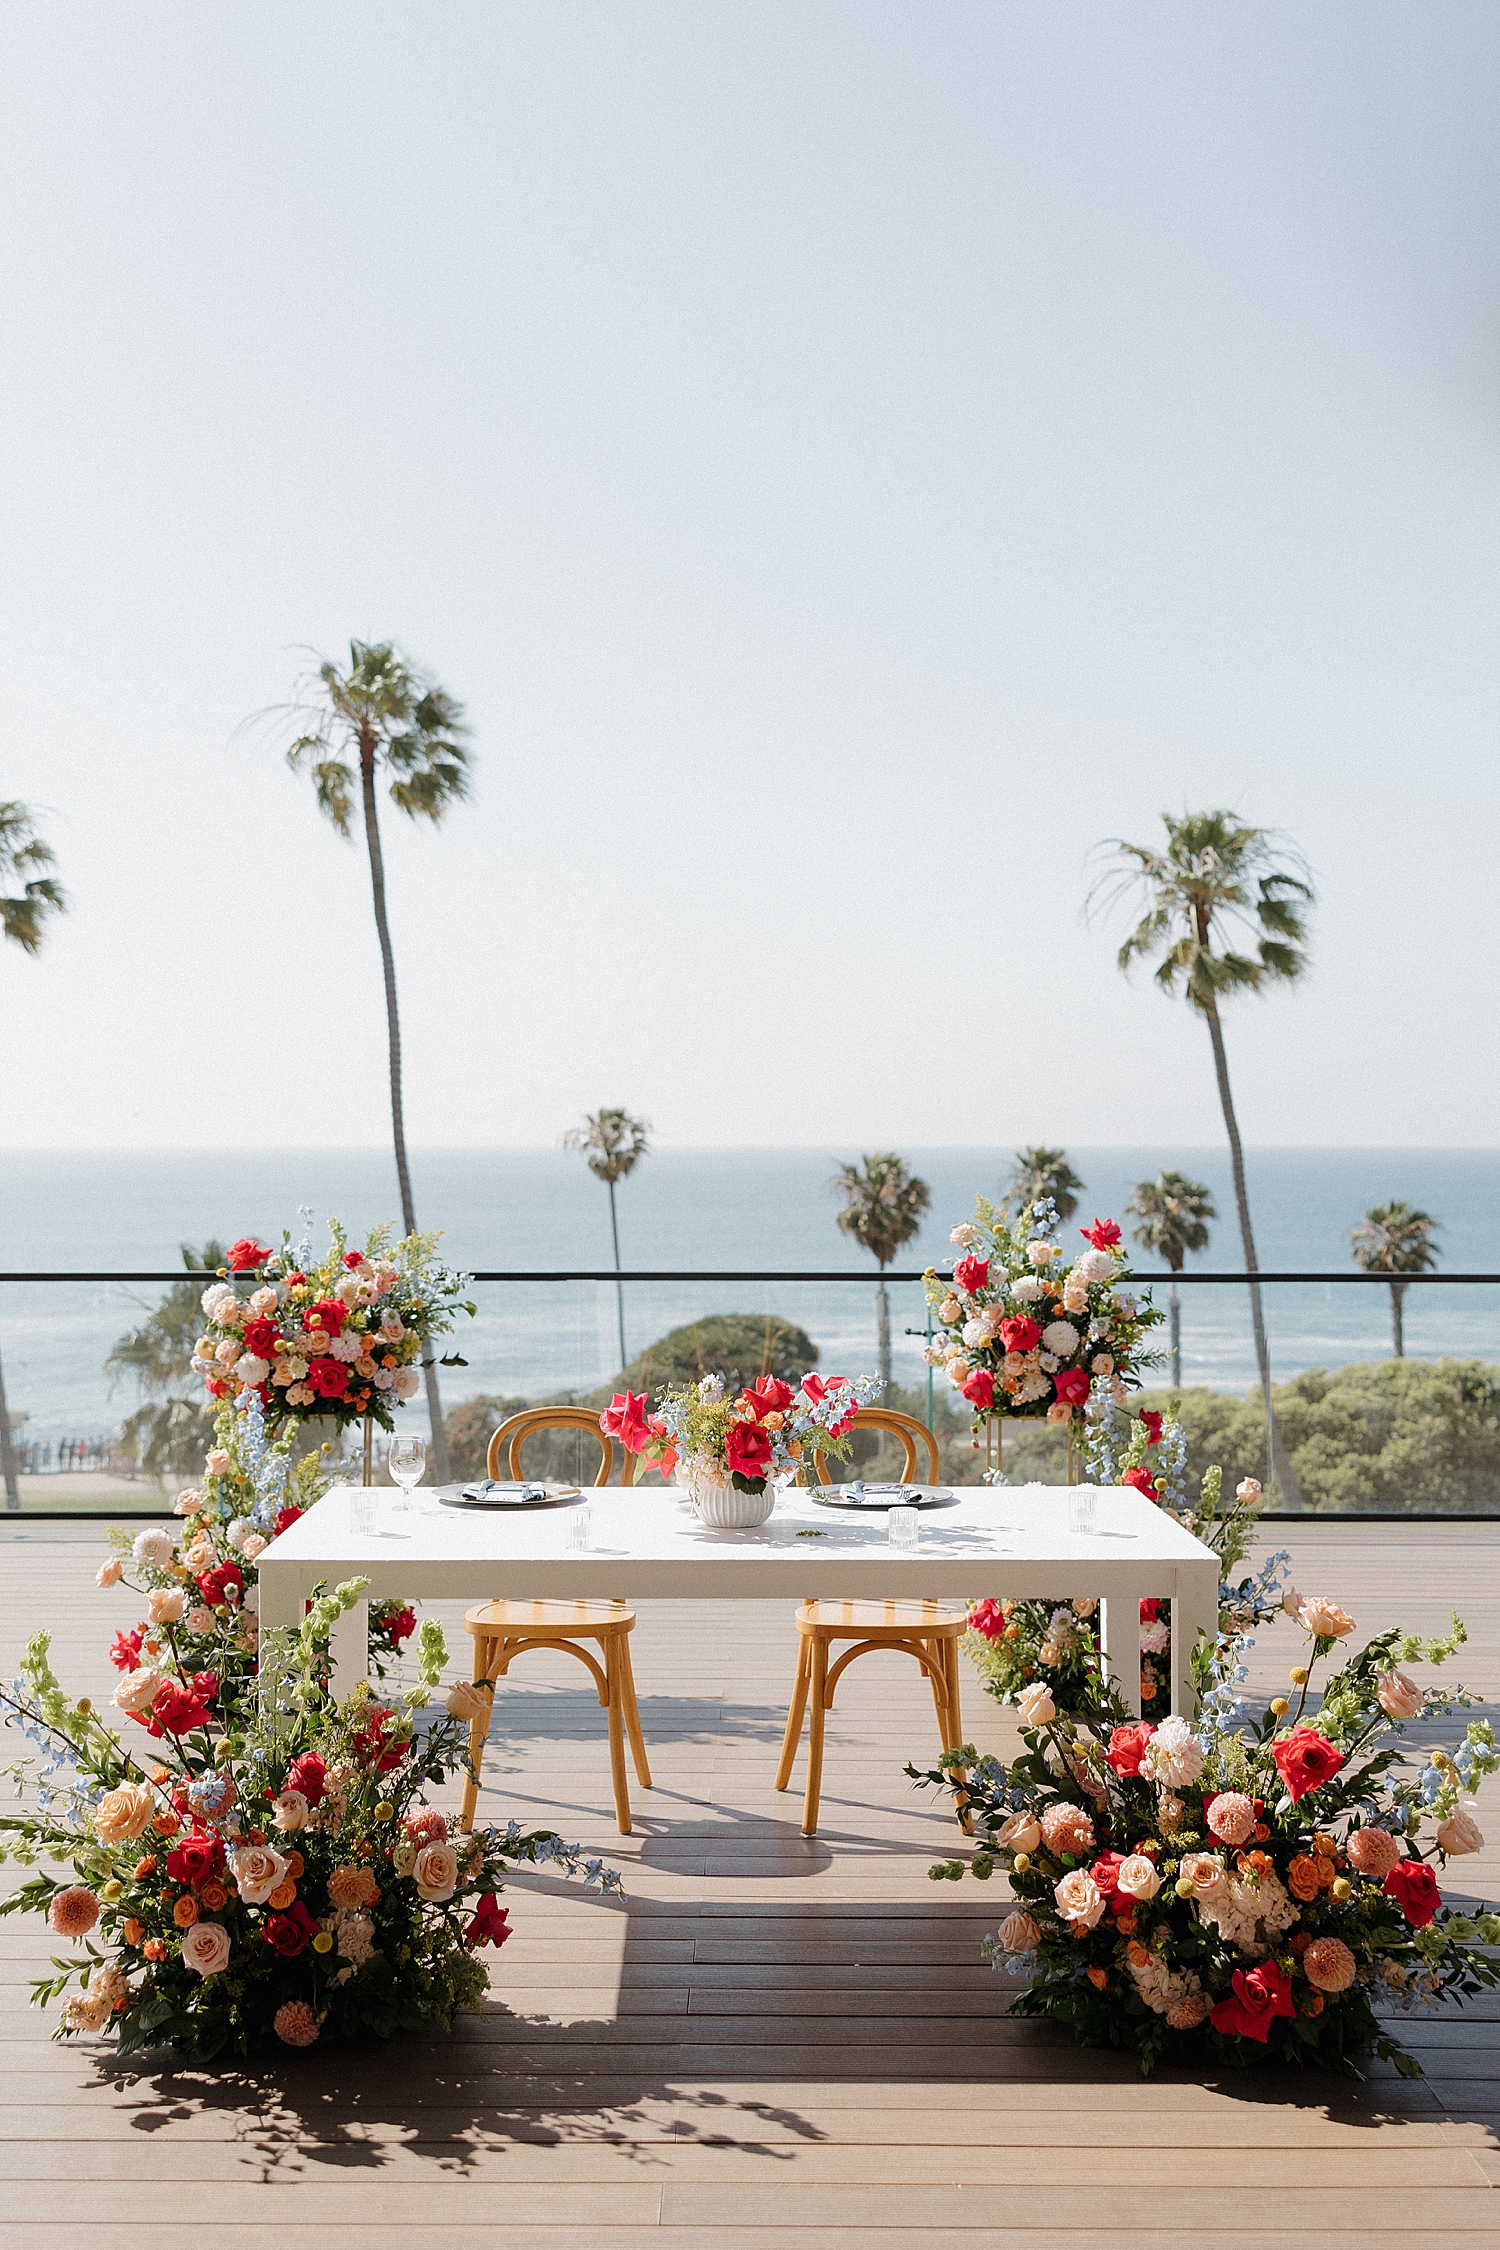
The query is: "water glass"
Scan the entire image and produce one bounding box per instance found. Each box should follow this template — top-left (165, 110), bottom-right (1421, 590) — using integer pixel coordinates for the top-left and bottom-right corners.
top-left (350, 1487), bottom-right (377, 1536)
top-left (1069, 1488), bottom-right (1097, 1535)
top-left (387, 1434), bottom-right (426, 1516)
top-left (565, 1504), bottom-right (592, 1552)
top-left (888, 1503), bottom-right (920, 1550)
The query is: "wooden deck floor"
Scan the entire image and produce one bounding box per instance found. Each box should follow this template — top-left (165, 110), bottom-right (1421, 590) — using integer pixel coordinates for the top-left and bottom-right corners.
top-left (1, 1515), bottom-right (1497, 2245)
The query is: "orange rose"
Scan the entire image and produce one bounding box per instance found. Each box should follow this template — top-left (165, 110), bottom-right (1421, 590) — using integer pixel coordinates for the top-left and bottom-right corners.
top-left (284, 1851), bottom-right (305, 1879)
top-left (1126, 1940), bottom-right (1149, 1966)
top-left (267, 1880), bottom-right (297, 1911)
top-left (200, 1884), bottom-right (227, 1912)
top-left (1311, 1832), bottom-right (1338, 1858)
top-left (1301, 1991), bottom-right (1325, 2016)
top-left (173, 1895), bottom-right (199, 1927)
top-left (1287, 1855), bottom-right (1323, 1902)
top-left (1085, 1966), bottom-right (1107, 1990)
top-left (153, 1810), bottom-right (181, 1837)
top-left (123, 1918), bottom-right (144, 1947)
top-left (1289, 1929), bottom-right (1313, 1956)
top-left (144, 1938), bottom-right (166, 1961)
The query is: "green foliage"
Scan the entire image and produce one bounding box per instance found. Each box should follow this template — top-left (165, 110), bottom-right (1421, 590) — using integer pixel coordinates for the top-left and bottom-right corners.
top-left (1005, 1148), bottom-right (1084, 1223)
top-left (618, 1314), bottom-right (819, 1395)
top-left (1138, 1359), bottom-right (1500, 1513)
top-left (107, 1243), bottom-right (229, 1482)
top-left (0, 801), bottom-right (65, 953)
top-left (1126, 1171), bottom-right (1215, 1271)
top-left (1350, 1201), bottom-right (1441, 1279)
top-left (281, 641), bottom-right (469, 837)
top-left (1094, 809), bottom-right (1314, 1017)
top-left (562, 1109), bottom-right (651, 1189)
top-left (833, 1153), bottom-right (931, 1270)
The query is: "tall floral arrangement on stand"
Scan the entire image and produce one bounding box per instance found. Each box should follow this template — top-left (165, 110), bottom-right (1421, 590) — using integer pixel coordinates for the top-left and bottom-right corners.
top-left (964, 1411), bottom-right (1288, 1722)
top-left (0, 1583), bottom-right (620, 2058)
top-left (192, 1223), bottom-right (472, 1441)
top-left (924, 1200), bottom-right (1163, 1477)
top-left (601, 1371), bottom-right (880, 1495)
top-left (915, 1598), bottom-right (1500, 2077)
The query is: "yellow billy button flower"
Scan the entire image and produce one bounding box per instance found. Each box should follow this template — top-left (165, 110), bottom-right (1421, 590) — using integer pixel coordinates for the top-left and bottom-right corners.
top-left (1289, 1666), bottom-right (1310, 1685)
top-left (1175, 1876), bottom-right (1195, 1898)
top-left (1012, 1852), bottom-right (1031, 1874)
top-left (1269, 1697), bottom-right (1289, 1716)
top-left (75, 1699), bottom-right (92, 1716)
top-left (312, 1931), bottom-right (334, 1954)
top-left (102, 1880), bottom-right (124, 1902)
top-left (374, 1802), bottom-right (396, 1823)
top-left (1331, 1877), bottom-right (1353, 1901)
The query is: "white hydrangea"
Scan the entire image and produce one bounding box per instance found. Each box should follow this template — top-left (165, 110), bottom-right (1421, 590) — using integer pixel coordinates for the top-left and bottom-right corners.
top-left (200, 1283), bottom-right (237, 1320)
top-left (1128, 1952), bottom-right (1204, 2018)
top-left (234, 1354), bottom-right (271, 1385)
top-left (1072, 1249), bottom-right (1113, 1286)
top-left (1196, 1869), bottom-right (1297, 1955)
top-left (1008, 1276), bottom-right (1043, 1303)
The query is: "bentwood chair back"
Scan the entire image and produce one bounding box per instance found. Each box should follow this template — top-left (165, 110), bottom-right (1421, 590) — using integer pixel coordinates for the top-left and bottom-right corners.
top-left (487, 1405), bottom-right (641, 1486)
top-left (810, 1405), bottom-right (941, 1489)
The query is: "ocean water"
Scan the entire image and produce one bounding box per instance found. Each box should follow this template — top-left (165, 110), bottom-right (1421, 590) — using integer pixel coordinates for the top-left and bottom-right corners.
top-left (2, 1144), bottom-right (1498, 1447)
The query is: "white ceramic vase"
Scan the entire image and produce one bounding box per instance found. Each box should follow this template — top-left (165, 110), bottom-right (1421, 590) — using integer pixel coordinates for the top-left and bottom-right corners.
top-left (676, 1461), bottom-right (777, 1529)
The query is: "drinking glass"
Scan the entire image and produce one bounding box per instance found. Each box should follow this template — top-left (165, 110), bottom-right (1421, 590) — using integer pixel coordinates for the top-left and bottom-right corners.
top-left (1069, 1488), bottom-right (1097, 1535)
top-left (888, 1503), bottom-right (920, 1550)
top-left (387, 1434), bottom-right (427, 1516)
top-left (350, 1487), bottom-right (377, 1536)
top-left (565, 1504), bottom-right (593, 1552)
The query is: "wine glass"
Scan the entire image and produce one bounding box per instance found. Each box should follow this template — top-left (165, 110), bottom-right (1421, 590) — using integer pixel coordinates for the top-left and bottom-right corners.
top-left (387, 1434), bottom-right (427, 1514)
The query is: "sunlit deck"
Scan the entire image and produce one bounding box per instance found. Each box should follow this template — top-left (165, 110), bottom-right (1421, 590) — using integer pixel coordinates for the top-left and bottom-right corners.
top-left (2, 1515), bottom-right (1497, 2245)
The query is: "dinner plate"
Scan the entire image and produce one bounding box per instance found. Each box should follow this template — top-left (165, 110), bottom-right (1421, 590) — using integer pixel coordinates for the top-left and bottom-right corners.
top-left (435, 1481), bottom-right (584, 1510)
top-left (809, 1482), bottom-right (957, 1510)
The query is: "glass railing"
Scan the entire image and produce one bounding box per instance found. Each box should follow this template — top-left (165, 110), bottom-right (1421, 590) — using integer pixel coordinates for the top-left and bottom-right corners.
top-left (1, 1269), bottom-right (1496, 1515)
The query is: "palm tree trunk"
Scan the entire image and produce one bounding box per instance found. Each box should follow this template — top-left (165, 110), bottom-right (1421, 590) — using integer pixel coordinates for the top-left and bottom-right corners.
top-left (360, 739), bottom-right (449, 1483)
top-left (876, 1275), bottom-right (891, 1393)
top-left (0, 1337), bottom-right (19, 1510)
top-left (1169, 1275), bottom-right (1181, 1391)
top-left (608, 1178), bottom-right (627, 1372)
top-left (1202, 1003), bottom-right (1301, 1508)
top-left (1390, 1280), bottom-right (1405, 1359)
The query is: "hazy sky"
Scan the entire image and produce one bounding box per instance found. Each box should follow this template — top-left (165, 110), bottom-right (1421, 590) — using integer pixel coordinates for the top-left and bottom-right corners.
top-left (4, 2), bottom-right (1498, 1151)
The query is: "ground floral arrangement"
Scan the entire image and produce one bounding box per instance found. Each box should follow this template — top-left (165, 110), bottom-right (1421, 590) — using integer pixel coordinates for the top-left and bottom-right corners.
top-left (601, 1370), bottom-right (879, 1492)
top-left (192, 1221), bottom-right (472, 1435)
top-left (917, 1595), bottom-right (1500, 2076)
top-left (965, 1411), bottom-right (1288, 1720)
top-left (924, 1200), bottom-right (1164, 1449)
top-left (0, 1531), bottom-right (619, 2055)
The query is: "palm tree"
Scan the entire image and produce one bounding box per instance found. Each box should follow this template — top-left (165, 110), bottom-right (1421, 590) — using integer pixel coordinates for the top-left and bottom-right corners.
top-left (1092, 811), bottom-right (1313, 1505)
top-left (1350, 1200), bottom-right (1439, 1358)
top-left (108, 1243), bottom-right (229, 1483)
top-left (1004, 1146), bottom-right (1084, 1222)
top-left (833, 1153), bottom-right (931, 1391)
top-left (1126, 1170), bottom-right (1216, 1389)
top-left (563, 1109), bottom-right (650, 1370)
top-left (1, 803), bottom-right (65, 1508)
top-left (275, 641), bottom-right (470, 1480)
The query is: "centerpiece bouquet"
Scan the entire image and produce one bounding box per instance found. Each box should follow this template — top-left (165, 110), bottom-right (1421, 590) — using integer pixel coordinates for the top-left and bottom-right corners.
top-left (924, 1199), bottom-right (1163, 1464)
top-left (192, 1222), bottom-right (473, 1437)
top-left (915, 1597), bottom-right (1500, 2077)
top-left (601, 1371), bottom-right (880, 1526)
top-left (0, 1581), bottom-right (620, 2059)
top-left (964, 1411), bottom-right (1287, 1721)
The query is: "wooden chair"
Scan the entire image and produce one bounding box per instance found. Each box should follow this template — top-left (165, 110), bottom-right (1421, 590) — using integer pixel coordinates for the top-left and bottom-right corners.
top-left (779, 1407), bottom-right (969, 1837)
top-left (458, 1408), bottom-right (651, 1836)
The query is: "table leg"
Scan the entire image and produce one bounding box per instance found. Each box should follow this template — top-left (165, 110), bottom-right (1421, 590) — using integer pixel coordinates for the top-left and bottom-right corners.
top-left (1171, 1562), bottom-right (1220, 1719)
top-left (1099, 1591), bottom-right (1141, 1718)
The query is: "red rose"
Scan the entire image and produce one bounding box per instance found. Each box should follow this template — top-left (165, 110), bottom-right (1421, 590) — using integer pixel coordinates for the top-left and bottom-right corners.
top-left (967, 1598), bottom-right (1005, 1640)
top-left (1210, 1959), bottom-right (1294, 2043)
top-left (1383, 1859), bottom-right (1442, 1928)
top-left (353, 1706), bottom-right (407, 1773)
top-left (465, 1893), bottom-right (513, 1949)
top-left (800, 1374), bottom-right (846, 1405)
top-left (1080, 1219), bottom-right (1122, 1250)
top-left (263, 1900), bottom-right (319, 1958)
top-left (1104, 1721), bottom-right (1155, 1778)
top-left (343, 1251), bottom-right (364, 1270)
top-left (306, 1297), bottom-right (347, 1337)
top-left (961, 1368), bottom-right (995, 1411)
top-left (998, 1316), bottom-right (1041, 1355)
top-left (725, 1418), bottom-right (773, 1483)
top-left (953, 1255), bottom-right (990, 1295)
top-left (191, 1671), bottom-right (219, 1701)
top-left (379, 1605), bottom-right (416, 1647)
top-left (1052, 1367), bottom-right (1090, 1406)
top-left (1138, 1598), bottom-right (1160, 1623)
top-left (197, 1561), bottom-right (244, 1608)
top-left (110, 1629), bottom-right (144, 1672)
top-left (286, 1750), bottom-right (326, 1804)
top-left (166, 1833), bottom-right (224, 1887)
top-left (742, 1375), bottom-right (794, 1419)
top-left (1121, 1465), bottom-right (1155, 1499)
top-left (286, 1271), bottom-right (306, 1287)
top-left (274, 1504), bottom-right (305, 1537)
top-left (242, 1316), bottom-right (280, 1360)
top-left (205, 1377), bottom-right (228, 1399)
top-left (1270, 1725), bottom-right (1345, 1803)
top-left (1139, 1410), bottom-right (1163, 1444)
top-left (599, 1391), bottom-right (650, 1453)
top-left (306, 1358), bottom-right (350, 1400)
top-left (1090, 1850), bottom-right (1126, 1898)
top-left (146, 1680), bottom-right (213, 1736)
top-left (227, 1238), bottom-right (272, 1271)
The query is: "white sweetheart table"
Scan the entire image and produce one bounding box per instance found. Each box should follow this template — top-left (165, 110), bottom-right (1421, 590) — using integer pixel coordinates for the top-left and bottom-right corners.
top-left (256, 1482), bottom-right (1220, 1720)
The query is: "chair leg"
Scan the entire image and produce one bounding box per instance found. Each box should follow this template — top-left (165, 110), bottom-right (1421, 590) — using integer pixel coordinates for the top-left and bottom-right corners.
top-left (939, 1638), bottom-right (973, 1835)
top-left (603, 1637), bottom-right (632, 1835)
top-left (618, 1633), bottom-right (653, 1789)
top-left (925, 1633), bottom-right (952, 1744)
top-left (802, 1631), bottom-right (828, 1837)
top-left (775, 1631), bottom-right (812, 1792)
top-left (459, 1635), bottom-right (499, 1834)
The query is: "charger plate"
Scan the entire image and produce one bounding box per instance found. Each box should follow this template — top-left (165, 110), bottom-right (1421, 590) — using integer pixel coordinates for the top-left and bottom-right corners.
top-left (435, 1481), bottom-right (584, 1511)
top-left (810, 1483), bottom-right (958, 1510)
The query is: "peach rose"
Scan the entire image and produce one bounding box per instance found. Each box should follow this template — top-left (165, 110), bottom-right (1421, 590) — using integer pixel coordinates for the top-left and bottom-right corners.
top-left (242, 1535), bottom-right (267, 1563)
top-left (185, 1606), bottom-right (217, 1636)
top-left (271, 1790), bottom-right (309, 1834)
top-left (1053, 1869), bottom-right (1106, 1928)
top-left (47, 1888), bottom-right (100, 1938)
top-left (1346, 1826), bottom-right (1403, 1878)
top-left (1303, 1937), bottom-right (1356, 1993)
top-left (997, 1910), bottom-right (1040, 1953)
top-left (228, 1844), bottom-right (288, 1905)
top-left (205, 1448), bottom-right (232, 1475)
top-left (111, 1667), bottom-right (165, 1717)
top-left (327, 1864), bottom-right (379, 1912)
top-left (1436, 1802), bottom-right (1484, 1856)
top-left (147, 1586), bottom-right (187, 1626)
top-left (997, 1812), bottom-right (1041, 1854)
top-left (1115, 1853), bottom-right (1163, 1903)
top-left (1295, 1596), bottom-right (1355, 1639)
top-left (95, 1558), bottom-right (122, 1589)
top-left (91, 1782), bottom-right (156, 1845)
top-left (1204, 1792), bottom-right (1255, 1848)
top-left (1040, 1802), bottom-right (1096, 1858)
top-left (1016, 1683), bottom-right (1056, 1727)
top-left (1377, 1672), bottom-right (1423, 1720)
top-left (446, 1680), bottom-right (491, 1722)
top-left (413, 1843), bottom-right (459, 1901)
top-left (1179, 1851), bottom-right (1228, 1902)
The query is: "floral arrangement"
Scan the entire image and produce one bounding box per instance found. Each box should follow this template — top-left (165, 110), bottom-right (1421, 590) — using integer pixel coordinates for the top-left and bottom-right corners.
top-left (191, 1222), bottom-right (473, 1435)
top-left (916, 1595), bottom-right (1500, 2076)
top-left (965, 1412), bottom-right (1287, 1721)
top-left (924, 1200), bottom-right (1164, 1447)
top-left (0, 1581), bottom-right (619, 2059)
top-left (601, 1371), bottom-right (879, 1492)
